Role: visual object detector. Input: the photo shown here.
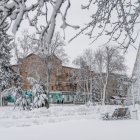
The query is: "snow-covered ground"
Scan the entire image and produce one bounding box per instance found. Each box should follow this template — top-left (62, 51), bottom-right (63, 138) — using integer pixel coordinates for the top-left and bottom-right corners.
top-left (0, 104), bottom-right (140, 140)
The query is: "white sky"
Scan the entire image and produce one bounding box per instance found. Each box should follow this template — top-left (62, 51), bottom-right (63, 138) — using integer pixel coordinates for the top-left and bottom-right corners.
top-left (10, 0), bottom-right (139, 76)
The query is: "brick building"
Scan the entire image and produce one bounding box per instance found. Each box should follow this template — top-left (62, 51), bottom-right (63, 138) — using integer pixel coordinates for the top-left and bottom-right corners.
top-left (12, 53), bottom-right (78, 91)
top-left (12, 53), bottom-right (128, 102)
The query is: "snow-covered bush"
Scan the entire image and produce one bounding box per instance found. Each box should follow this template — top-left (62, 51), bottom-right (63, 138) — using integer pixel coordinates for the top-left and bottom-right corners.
top-left (2, 86), bottom-right (20, 100)
top-left (15, 95), bottom-right (31, 110)
top-left (33, 93), bottom-right (48, 108)
top-left (1, 86), bottom-right (31, 110)
top-left (28, 77), bottom-right (49, 109)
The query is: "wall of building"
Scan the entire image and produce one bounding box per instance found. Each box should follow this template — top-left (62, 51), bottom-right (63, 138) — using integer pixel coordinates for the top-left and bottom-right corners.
top-left (17, 54), bottom-right (75, 91)
top-left (12, 53), bottom-right (128, 102)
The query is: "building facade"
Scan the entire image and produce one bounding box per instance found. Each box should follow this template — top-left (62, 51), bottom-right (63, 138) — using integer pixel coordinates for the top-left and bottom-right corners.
top-left (12, 53), bottom-right (128, 103)
top-left (12, 53), bottom-right (77, 91)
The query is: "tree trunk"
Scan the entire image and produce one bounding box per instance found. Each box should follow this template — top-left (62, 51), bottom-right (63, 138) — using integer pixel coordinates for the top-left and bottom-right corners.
top-left (102, 71), bottom-right (109, 105)
top-left (0, 93), bottom-right (2, 107)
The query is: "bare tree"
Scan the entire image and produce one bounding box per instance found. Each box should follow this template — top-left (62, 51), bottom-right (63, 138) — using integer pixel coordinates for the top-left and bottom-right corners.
top-left (94, 49), bottom-right (105, 102)
top-left (12, 31), bottom-right (69, 97)
top-left (73, 49), bottom-right (94, 94)
top-left (73, 56), bottom-right (88, 93)
top-left (12, 31), bottom-right (69, 108)
top-left (43, 32), bottom-right (69, 65)
top-left (12, 30), bottom-right (39, 79)
top-left (17, 30), bottom-right (39, 58)
top-left (70, 0), bottom-right (140, 50)
top-left (94, 45), bottom-right (126, 105)
top-left (13, 31), bottom-right (68, 64)
top-left (19, 32), bottom-right (69, 94)
top-left (39, 32), bottom-right (69, 93)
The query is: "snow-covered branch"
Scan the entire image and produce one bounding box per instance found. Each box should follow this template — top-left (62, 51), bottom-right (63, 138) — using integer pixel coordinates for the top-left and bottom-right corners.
top-left (0, 0), bottom-right (79, 43)
top-left (71, 0), bottom-right (140, 50)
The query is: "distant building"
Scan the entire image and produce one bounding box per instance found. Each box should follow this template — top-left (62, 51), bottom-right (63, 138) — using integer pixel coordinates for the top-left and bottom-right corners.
top-left (12, 53), bottom-right (129, 103)
top-left (12, 53), bottom-right (78, 92)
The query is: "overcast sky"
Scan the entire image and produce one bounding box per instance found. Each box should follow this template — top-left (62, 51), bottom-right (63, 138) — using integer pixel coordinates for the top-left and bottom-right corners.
top-left (10, 0), bottom-right (139, 76)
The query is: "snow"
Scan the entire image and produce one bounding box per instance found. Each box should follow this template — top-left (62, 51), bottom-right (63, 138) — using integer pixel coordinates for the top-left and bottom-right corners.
top-left (28, 77), bottom-right (49, 108)
top-left (0, 104), bottom-right (140, 140)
